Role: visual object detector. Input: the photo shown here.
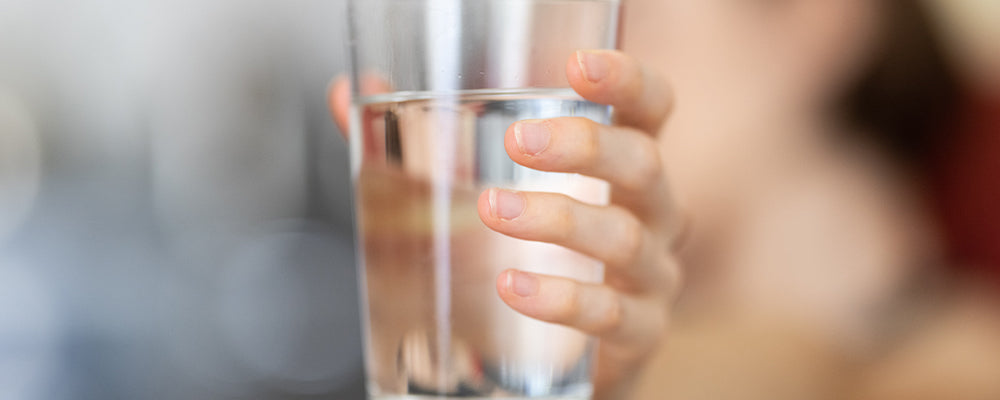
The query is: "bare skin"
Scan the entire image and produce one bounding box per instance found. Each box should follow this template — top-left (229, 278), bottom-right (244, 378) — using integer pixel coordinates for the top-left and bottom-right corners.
top-left (331, 1), bottom-right (1000, 398)
top-left (331, 50), bottom-right (681, 399)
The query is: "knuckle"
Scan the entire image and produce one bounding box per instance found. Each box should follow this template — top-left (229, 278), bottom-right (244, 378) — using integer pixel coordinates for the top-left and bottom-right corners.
top-left (611, 210), bottom-right (644, 267)
top-left (640, 145), bottom-right (664, 183)
top-left (548, 196), bottom-right (578, 243)
top-left (619, 137), bottom-right (663, 191)
top-left (573, 118), bottom-right (602, 169)
top-left (556, 283), bottom-right (583, 324)
top-left (644, 253), bottom-right (682, 298)
top-left (623, 62), bottom-right (646, 101)
top-left (650, 68), bottom-right (674, 112)
top-left (638, 66), bottom-right (673, 130)
top-left (591, 291), bottom-right (624, 336)
top-left (525, 193), bottom-right (574, 242)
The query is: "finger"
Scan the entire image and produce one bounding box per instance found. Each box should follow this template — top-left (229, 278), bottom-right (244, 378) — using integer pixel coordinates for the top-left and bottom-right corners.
top-left (496, 270), bottom-right (665, 347)
top-left (504, 117), bottom-right (670, 216)
top-left (566, 50), bottom-right (672, 134)
top-left (478, 189), bottom-right (671, 289)
top-left (327, 76), bottom-right (351, 139)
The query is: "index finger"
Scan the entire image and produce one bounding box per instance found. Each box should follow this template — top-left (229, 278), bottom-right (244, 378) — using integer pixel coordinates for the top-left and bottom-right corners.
top-left (566, 50), bottom-right (673, 134)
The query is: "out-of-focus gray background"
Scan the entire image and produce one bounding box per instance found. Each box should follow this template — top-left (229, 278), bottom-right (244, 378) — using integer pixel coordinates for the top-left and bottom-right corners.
top-left (3, 0), bottom-right (999, 399)
top-left (0, 0), bottom-right (365, 398)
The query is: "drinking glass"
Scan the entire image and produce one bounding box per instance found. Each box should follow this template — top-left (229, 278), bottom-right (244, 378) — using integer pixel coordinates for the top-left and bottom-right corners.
top-left (347, 1), bottom-right (621, 398)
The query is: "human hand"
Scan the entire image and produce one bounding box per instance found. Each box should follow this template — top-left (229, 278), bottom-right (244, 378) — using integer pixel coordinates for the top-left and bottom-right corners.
top-left (329, 50), bottom-right (682, 400)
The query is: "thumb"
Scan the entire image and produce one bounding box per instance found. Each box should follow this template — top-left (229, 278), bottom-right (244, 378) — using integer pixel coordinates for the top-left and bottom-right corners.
top-left (327, 77), bottom-right (352, 139)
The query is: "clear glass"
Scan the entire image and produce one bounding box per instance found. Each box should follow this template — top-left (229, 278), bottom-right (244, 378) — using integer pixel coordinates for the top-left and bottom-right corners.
top-left (347, 1), bottom-right (621, 399)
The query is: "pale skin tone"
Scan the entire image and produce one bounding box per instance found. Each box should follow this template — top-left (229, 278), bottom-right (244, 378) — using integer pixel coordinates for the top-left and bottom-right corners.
top-left (331, 50), bottom-right (680, 399)
top-left (332, 0), bottom-right (1000, 397)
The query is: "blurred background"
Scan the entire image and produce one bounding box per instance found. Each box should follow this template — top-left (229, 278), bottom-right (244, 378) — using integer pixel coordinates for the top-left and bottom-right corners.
top-left (0, 0), bottom-right (998, 399)
top-left (0, 0), bottom-right (364, 398)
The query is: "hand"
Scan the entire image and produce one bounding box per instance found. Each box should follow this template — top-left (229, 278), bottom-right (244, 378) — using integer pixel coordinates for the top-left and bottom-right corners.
top-left (329, 50), bottom-right (683, 400)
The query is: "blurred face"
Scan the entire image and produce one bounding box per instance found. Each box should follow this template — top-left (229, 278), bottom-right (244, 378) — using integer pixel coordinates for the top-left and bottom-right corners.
top-left (621, 0), bottom-right (886, 227)
top-left (625, 0), bottom-right (882, 127)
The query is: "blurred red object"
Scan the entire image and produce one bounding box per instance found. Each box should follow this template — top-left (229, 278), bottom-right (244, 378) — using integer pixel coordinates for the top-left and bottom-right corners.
top-left (935, 91), bottom-right (1000, 286)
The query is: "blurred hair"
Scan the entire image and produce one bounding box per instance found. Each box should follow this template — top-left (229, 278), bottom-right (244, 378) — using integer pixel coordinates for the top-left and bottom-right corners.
top-left (841, 0), bottom-right (960, 172)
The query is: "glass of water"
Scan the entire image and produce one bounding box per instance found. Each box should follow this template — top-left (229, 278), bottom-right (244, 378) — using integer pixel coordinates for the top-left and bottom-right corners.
top-left (347, 1), bottom-right (621, 398)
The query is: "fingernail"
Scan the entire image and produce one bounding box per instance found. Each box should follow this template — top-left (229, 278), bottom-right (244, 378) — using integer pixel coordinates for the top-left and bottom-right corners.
top-left (508, 270), bottom-right (539, 297)
top-left (577, 51), bottom-right (609, 83)
top-left (489, 188), bottom-right (525, 221)
top-left (515, 121), bottom-right (551, 156)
